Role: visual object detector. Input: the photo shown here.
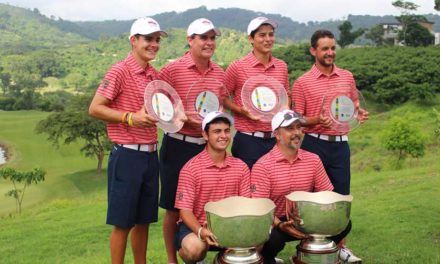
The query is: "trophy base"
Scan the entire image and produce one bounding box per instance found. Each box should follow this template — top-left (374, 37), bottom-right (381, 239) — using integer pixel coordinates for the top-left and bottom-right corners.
top-left (292, 256), bottom-right (339, 264)
top-left (293, 241), bottom-right (340, 264)
top-left (214, 248), bottom-right (263, 264)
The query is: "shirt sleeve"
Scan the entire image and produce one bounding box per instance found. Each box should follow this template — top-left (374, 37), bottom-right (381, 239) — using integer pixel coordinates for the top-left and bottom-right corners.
top-left (350, 75), bottom-right (359, 103)
top-left (174, 164), bottom-right (196, 210)
top-left (158, 64), bottom-right (173, 86)
top-left (313, 158), bottom-right (334, 192)
top-left (283, 64), bottom-right (291, 97)
top-left (250, 160), bottom-right (271, 198)
top-left (217, 71), bottom-right (229, 102)
top-left (224, 62), bottom-right (238, 97)
top-left (292, 79), bottom-right (306, 115)
top-left (97, 66), bottom-right (123, 101)
top-left (239, 164), bottom-right (251, 198)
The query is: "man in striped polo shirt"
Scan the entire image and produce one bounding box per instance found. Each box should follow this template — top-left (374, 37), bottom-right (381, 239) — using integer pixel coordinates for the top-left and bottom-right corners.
top-left (89, 18), bottom-right (167, 264)
top-left (157, 18), bottom-right (227, 264)
top-left (292, 29), bottom-right (368, 195)
top-left (251, 110), bottom-right (354, 264)
top-left (224, 17), bottom-right (290, 169)
top-left (292, 30), bottom-right (366, 262)
top-left (174, 111), bottom-right (251, 264)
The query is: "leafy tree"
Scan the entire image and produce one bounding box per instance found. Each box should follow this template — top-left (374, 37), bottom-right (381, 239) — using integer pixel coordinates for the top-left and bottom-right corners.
top-left (365, 24), bottom-right (386, 46)
top-left (399, 21), bottom-right (434, 46)
top-left (37, 90), bottom-right (74, 112)
top-left (0, 167), bottom-right (46, 214)
top-left (407, 83), bottom-right (437, 103)
top-left (65, 72), bottom-right (88, 92)
top-left (13, 88), bottom-right (40, 110)
top-left (32, 8), bottom-right (41, 15)
top-left (435, 0), bottom-right (440, 11)
top-left (0, 96), bottom-right (15, 110)
top-left (392, 0), bottom-right (419, 45)
top-left (373, 74), bottom-right (409, 104)
top-left (0, 71), bottom-right (11, 95)
top-left (392, 0), bottom-right (419, 12)
top-left (30, 51), bottom-right (66, 78)
top-left (382, 115), bottom-right (425, 167)
top-left (35, 95), bottom-right (111, 177)
top-left (272, 43), bottom-right (313, 81)
top-left (337, 21), bottom-right (365, 48)
top-left (6, 56), bottom-right (46, 96)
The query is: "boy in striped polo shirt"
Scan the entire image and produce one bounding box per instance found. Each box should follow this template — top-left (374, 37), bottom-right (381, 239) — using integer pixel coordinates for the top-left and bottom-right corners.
top-left (251, 110), bottom-right (354, 264)
top-left (158, 18), bottom-right (227, 264)
top-left (174, 111), bottom-right (251, 264)
top-left (224, 17), bottom-right (290, 170)
top-left (89, 18), bottom-right (167, 264)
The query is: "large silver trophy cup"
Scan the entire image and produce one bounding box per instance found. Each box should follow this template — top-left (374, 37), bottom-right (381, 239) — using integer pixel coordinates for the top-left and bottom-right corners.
top-left (285, 191), bottom-right (353, 264)
top-left (205, 196), bottom-right (276, 264)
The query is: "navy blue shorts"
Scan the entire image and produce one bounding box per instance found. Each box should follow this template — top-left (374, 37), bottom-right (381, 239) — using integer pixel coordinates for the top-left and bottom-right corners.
top-left (159, 135), bottom-right (205, 210)
top-left (175, 222), bottom-right (223, 252)
top-left (231, 132), bottom-right (276, 170)
top-left (175, 222), bottom-right (193, 250)
top-left (300, 134), bottom-right (351, 195)
top-left (106, 145), bottom-right (159, 228)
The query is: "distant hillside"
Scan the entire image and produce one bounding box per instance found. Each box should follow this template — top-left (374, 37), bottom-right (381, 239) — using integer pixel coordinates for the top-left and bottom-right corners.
top-left (74, 6), bottom-right (440, 42)
top-left (0, 3), bottom-right (89, 54)
top-left (74, 6), bottom-right (306, 41)
top-left (1, 3), bottom-right (440, 53)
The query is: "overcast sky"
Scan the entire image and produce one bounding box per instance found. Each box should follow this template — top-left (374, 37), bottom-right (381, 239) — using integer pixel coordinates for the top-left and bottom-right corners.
top-left (1, 0), bottom-right (438, 22)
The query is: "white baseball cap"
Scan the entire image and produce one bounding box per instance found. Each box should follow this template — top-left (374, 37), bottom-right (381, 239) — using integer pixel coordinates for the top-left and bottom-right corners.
top-left (187, 18), bottom-right (221, 37)
top-left (202, 111), bottom-right (234, 131)
top-left (129, 17), bottom-right (168, 39)
top-left (247, 17), bottom-right (278, 35)
top-left (271, 110), bottom-right (303, 132)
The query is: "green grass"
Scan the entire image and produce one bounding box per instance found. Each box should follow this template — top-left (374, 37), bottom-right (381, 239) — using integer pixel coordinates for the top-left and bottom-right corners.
top-left (0, 110), bottom-right (96, 215)
top-left (1, 96), bottom-right (440, 263)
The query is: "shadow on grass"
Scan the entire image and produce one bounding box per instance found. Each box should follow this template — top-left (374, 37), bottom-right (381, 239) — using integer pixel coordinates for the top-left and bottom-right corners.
top-left (64, 169), bottom-right (107, 196)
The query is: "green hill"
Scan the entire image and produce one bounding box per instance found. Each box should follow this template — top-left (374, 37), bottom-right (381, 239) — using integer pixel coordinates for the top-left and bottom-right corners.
top-left (0, 111), bottom-right (97, 215)
top-left (0, 26), bottom-right (252, 96)
top-left (3, 3), bottom-right (440, 50)
top-left (0, 3), bottom-right (90, 55)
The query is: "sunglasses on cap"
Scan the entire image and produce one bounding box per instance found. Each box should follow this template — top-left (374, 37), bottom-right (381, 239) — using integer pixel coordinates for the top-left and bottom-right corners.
top-left (277, 112), bottom-right (304, 130)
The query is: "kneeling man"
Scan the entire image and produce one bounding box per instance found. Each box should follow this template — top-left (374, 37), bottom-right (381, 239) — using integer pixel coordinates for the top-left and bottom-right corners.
top-left (174, 111), bottom-right (251, 264)
top-left (251, 110), bottom-right (353, 264)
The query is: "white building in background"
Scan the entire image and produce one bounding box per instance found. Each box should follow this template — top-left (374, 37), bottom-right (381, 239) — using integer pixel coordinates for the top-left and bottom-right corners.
top-left (381, 20), bottom-right (439, 45)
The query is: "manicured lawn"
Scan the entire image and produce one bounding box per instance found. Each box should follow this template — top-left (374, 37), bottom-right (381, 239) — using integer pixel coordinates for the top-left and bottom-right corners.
top-left (1, 100), bottom-right (439, 263)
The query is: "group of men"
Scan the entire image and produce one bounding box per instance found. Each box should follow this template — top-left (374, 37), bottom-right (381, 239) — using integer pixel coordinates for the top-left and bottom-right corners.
top-left (89, 15), bottom-right (368, 264)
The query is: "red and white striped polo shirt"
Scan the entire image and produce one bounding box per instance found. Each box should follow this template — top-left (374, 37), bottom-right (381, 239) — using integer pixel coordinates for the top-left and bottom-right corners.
top-left (175, 149), bottom-right (251, 224)
top-left (225, 52), bottom-right (290, 132)
top-left (250, 146), bottom-right (333, 217)
top-left (158, 52), bottom-right (226, 137)
top-left (292, 64), bottom-right (357, 136)
top-left (97, 53), bottom-right (158, 144)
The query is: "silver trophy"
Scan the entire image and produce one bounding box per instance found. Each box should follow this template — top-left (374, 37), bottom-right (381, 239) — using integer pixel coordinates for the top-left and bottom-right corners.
top-left (205, 196), bottom-right (276, 264)
top-left (285, 191), bottom-right (353, 264)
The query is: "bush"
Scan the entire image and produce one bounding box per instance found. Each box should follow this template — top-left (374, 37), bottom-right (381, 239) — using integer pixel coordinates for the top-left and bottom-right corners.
top-left (0, 96), bottom-right (16, 110)
top-left (381, 114), bottom-right (426, 168)
top-left (37, 91), bottom-right (74, 112)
